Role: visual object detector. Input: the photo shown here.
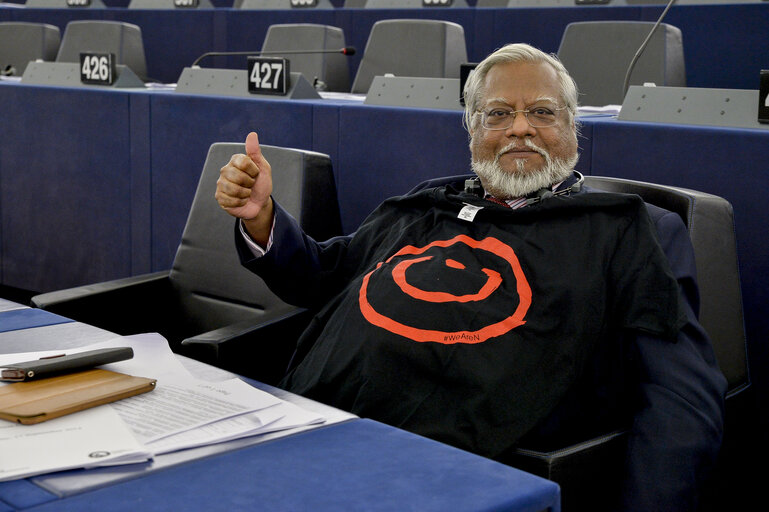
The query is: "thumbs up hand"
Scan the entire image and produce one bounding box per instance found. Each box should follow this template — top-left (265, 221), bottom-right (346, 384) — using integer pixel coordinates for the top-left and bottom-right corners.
top-left (216, 132), bottom-right (274, 246)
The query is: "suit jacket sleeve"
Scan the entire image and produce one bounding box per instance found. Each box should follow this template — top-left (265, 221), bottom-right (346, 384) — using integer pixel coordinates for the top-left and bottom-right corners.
top-left (621, 207), bottom-right (727, 511)
top-left (235, 199), bottom-right (354, 310)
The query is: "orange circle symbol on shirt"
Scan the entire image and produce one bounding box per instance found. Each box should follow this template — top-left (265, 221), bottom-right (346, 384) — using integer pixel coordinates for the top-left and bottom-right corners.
top-left (358, 235), bottom-right (531, 344)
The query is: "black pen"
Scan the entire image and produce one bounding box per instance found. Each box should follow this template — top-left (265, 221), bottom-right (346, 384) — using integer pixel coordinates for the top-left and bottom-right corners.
top-left (0, 347), bottom-right (134, 382)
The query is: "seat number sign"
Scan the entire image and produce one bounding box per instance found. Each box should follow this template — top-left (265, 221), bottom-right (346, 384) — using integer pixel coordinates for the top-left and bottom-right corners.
top-left (174, 0), bottom-right (199, 6)
top-left (247, 57), bottom-right (289, 95)
top-left (80, 52), bottom-right (116, 85)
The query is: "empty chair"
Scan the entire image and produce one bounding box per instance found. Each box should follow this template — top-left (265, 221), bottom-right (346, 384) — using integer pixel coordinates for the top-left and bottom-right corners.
top-left (0, 22), bottom-right (60, 76)
top-left (351, 19), bottom-right (468, 94)
top-left (56, 21), bottom-right (147, 81)
top-left (25, 0), bottom-right (105, 6)
top-left (261, 24), bottom-right (350, 92)
top-left (32, 143), bottom-right (343, 384)
top-left (557, 21), bottom-right (686, 106)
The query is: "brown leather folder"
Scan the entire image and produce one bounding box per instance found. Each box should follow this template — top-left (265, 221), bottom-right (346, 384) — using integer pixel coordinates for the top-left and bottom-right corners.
top-left (0, 369), bottom-right (156, 424)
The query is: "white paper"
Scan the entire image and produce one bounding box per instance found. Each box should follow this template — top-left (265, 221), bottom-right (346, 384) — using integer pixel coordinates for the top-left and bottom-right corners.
top-left (0, 406), bottom-right (151, 482)
top-left (0, 333), bottom-right (328, 479)
top-left (111, 378), bottom-right (281, 444)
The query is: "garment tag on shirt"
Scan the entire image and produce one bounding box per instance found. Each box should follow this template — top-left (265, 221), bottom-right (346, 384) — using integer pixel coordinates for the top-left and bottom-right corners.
top-left (458, 203), bottom-right (483, 222)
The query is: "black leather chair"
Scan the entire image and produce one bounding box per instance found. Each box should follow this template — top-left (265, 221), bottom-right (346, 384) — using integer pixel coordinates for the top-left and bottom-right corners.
top-left (32, 143), bottom-right (342, 385)
top-left (508, 176), bottom-right (751, 511)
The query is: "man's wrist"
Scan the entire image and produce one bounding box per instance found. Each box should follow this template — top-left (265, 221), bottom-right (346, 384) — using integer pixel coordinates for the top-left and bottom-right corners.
top-left (241, 197), bottom-right (274, 247)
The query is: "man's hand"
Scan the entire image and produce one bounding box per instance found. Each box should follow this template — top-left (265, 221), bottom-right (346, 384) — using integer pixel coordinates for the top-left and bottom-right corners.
top-left (215, 132), bottom-right (274, 245)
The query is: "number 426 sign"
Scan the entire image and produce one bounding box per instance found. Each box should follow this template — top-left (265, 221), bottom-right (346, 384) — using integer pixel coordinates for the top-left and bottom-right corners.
top-left (247, 57), bottom-right (289, 96)
top-left (79, 52), bottom-right (116, 85)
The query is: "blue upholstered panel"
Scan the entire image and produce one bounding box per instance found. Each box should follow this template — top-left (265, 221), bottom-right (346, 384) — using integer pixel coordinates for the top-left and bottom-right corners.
top-left (640, 4), bottom-right (769, 91)
top-left (335, 104), bottom-right (469, 233)
top-left (147, 93), bottom-right (317, 271)
top-left (0, 83), bottom-right (134, 293)
top-left (22, 419), bottom-right (560, 512)
top-left (472, 7), bottom-right (645, 66)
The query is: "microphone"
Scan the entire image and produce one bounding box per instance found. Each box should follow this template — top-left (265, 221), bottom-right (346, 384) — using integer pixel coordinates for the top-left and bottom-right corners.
top-left (191, 47), bottom-right (356, 68)
top-left (621, 0), bottom-right (677, 99)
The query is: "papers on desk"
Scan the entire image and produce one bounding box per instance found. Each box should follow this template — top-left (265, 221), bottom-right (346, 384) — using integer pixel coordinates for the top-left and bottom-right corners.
top-left (0, 406), bottom-right (151, 481)
top-left (0, 334), bottom-right (325, 481)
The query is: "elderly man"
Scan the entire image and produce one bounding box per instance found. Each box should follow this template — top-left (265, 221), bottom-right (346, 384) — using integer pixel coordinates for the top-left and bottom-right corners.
top-left (215, 43), bottom-right (725, 511)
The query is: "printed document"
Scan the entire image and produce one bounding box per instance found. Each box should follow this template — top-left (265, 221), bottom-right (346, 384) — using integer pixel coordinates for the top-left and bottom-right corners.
top-left (0, 333), bottom-right (325, 480)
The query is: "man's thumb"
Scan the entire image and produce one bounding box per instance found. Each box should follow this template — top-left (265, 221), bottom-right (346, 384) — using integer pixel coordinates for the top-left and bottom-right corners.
top-left (245, 131), bottom-right (261, 162)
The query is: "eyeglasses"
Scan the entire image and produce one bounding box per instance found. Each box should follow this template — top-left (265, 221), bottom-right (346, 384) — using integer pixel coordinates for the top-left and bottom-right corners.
top-left (478, 105), bottom-right (568, 130)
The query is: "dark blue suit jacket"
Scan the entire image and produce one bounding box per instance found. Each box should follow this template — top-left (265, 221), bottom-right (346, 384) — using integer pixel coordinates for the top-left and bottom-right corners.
top-left (236, 173), bottom-right (726, 512)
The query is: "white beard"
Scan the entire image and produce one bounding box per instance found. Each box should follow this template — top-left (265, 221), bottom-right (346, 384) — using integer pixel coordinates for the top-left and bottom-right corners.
top-left (471, 139), bottom-right (578, 199)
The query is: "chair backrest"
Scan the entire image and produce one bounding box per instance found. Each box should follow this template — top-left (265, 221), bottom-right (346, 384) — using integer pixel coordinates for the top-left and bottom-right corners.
top-left (583, 176), bottom-right (748, 397)
top-left (168, 143), bottom-right (342, 335)
top-left (56, 21), bottom-right (147, 81)
top-left (24, 0), bottom-right (105, 6)
top-left (557, 21), bottom-right (686, 106)
top-left (261, 24), bottom-right (350, 93)
top-left (351, 19), bottom-right (468, 94)
top-left (0, 22), bottom-right (60, 76)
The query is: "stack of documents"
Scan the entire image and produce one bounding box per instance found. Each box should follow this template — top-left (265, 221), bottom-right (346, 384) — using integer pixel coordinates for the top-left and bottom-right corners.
top-left (0, 334), bottom-right (325, 482)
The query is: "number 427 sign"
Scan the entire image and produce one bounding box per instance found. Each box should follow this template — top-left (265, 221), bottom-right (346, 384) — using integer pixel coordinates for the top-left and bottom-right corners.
top-left (247, 57), bottom-right (290, 96)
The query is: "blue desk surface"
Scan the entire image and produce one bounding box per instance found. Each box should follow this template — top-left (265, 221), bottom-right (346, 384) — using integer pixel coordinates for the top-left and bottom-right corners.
top-left (0, 419), bottom-right (560, 512)
top-left (0, 306), bottom-right (560, 512)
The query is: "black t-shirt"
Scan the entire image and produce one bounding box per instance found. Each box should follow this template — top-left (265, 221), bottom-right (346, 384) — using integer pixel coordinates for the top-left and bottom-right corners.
top-left (281, 187), bottom-right (686, 459)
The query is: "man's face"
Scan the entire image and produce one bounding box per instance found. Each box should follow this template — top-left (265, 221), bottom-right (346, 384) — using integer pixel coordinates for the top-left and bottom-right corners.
top-left (469, 61), bottom-right (579, 199)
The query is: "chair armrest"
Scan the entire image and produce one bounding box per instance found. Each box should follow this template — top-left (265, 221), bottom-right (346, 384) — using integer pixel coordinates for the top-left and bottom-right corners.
top-left (32, 271), bottom-right (170, 309)
top-left (31, 271), bottom-right (172, 334)
top-left (181, 308), bottom-right (314, 385)
top-left (510, 429), bottom-right (627, 511)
